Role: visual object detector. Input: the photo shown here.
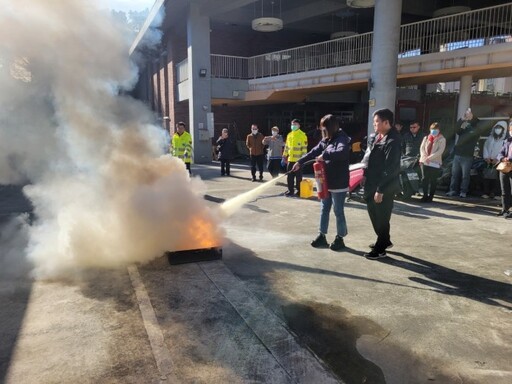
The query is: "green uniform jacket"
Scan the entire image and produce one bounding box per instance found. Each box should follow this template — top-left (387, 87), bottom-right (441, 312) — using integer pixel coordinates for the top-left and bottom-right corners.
top-left (284, 129), bottom-right (308, 162)
top-left (171, 131), bottom-right (193, 164)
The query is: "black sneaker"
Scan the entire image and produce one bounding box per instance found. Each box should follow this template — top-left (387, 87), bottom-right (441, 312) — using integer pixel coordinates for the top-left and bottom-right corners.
top-left (506, 212), bottom-right (512, 219)
top-left (311, 233), bottom-right (328, 248)
top-left (364, 250), bottom-right (387, 260)
top-left (252, 177), bottom-right (257, 182)
top-left (259, 175), bottom-right (263, 181)
top-left (284, 190), bottom-right (295, 197)
top-left (496, 210), bottom-right (509, 217)
top-left (369, 242), bottom-right (393, 250)
top-left (329, 236), bottom-right (345, 251)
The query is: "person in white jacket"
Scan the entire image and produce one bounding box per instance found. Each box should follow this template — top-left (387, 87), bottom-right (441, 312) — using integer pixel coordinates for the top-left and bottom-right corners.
top-left (419, 122), bottom-right (446, 202)
top-left (482, 120), bottom-right (507, 198)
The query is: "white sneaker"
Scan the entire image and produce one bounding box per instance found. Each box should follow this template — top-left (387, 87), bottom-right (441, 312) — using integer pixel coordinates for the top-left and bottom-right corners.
top-left (494, 196), bottom-right (502, 201)
top-left (481, 194), bottom-right (489, 199)
top-left (459, 192), bottom-right (467, 198)
top-left (445, 191), bottom-right (457, 197)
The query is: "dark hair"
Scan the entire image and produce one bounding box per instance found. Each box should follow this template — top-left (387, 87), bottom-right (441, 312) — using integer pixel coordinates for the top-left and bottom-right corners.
top-left (320, 114), bottom-right (340, 139)
top-left (177, 122), bottom-right (186, 127)
top-left (410, 120), bottom-right (420, 127)
top-left (291, 119), bottom-right (300, 124)
top-left (372, 108), bottom-right (394, 126)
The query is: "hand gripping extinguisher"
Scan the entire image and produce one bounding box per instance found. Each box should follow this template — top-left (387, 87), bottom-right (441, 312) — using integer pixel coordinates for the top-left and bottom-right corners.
top-left (313, 161), bottom-right (329, 199)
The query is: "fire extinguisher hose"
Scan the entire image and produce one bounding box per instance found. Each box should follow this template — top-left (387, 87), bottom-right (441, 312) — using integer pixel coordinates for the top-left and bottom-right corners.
top-left (282, 159), bottom-right (316, 176)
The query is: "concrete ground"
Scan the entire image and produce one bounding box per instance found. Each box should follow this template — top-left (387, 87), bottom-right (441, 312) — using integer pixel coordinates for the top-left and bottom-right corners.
top-left (1, 161), bottom-right (511, 384)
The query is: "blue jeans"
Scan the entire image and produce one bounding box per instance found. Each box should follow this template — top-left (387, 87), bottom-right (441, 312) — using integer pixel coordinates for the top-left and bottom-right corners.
top-left (449, 155), bottom-right (473, 194)
top-left (319, 191), bottom-right (348, 237)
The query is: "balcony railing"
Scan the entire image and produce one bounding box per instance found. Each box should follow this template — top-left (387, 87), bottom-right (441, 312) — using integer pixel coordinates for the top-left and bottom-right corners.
top-left (210, 55), bottom-right (248, 79)
top-left (211, 2), bottom-right (512, 80)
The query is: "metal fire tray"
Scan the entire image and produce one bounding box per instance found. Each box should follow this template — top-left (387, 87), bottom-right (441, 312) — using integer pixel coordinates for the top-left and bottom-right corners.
top-left (166, 247), bottom-right (222, 265)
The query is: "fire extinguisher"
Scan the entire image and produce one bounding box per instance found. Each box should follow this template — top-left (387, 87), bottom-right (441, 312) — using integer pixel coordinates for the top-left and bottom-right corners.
top-left (313, 161), bottom-right (329, 200)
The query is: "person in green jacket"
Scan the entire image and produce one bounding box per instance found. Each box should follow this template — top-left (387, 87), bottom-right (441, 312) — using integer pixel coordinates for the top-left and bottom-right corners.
top-left (171, 122), bottom-right (193, 174)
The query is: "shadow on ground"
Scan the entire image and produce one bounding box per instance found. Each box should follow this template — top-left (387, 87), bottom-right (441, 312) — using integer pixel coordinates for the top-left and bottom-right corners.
top-left (221, 240), bottom-right (407, 383)
top-left (383, 251), bottom-right (512, 310)
top-left (0, 185), bottom-right (33, 383)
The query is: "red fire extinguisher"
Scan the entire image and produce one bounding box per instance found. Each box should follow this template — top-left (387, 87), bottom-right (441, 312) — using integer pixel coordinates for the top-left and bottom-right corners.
top-left (313, 161), bottom-right (329, 199)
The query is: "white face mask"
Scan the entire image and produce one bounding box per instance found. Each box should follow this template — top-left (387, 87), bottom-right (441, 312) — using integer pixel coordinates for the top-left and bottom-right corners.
top-left (495, 128), bottom-right (503, 134)
top-left (271, 131), bottom-right (278, 137)
top-left (251, 129), bottom-right (258, 135)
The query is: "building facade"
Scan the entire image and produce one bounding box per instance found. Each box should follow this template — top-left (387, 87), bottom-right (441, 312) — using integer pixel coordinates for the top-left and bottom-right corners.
top-left (132, 0), bottom-right (512, 162)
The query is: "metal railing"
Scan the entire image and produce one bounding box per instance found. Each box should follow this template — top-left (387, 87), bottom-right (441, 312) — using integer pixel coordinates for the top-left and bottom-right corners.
top-left (399, 3), bottom-right (512, 55)
top-left (210, 54), bottom-right (248, 79)
top-left (210, 2), bottom-right (512, 80)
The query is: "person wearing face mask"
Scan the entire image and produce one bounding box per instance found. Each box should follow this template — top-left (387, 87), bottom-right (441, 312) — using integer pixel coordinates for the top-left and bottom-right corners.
top-left (216, 128), bottom-right (234, 176)
top-left (496, 120), bottom-right (512, 218)
top-left (262, 126), bottom-right (285, 178)
top-left (246, 124), bottom-right (265, 182)
top-left (283, 119), bottom-right (308, 196)
top-left (419, 122), bottom-right (446, 202)
top-left (481, 121), bottom-right (507, 199)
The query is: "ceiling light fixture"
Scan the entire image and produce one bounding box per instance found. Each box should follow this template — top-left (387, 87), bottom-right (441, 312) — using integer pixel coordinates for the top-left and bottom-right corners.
top-left (330, 31), bottom-right (358, 39)
top-left (347, 0), bottom-right (375, 8)
top-left (330, 12), bottom-right (359, 40)
top-left (252, 0), bottom-right (283, 32)
top-left (433, 6), bottom-right (471, 18)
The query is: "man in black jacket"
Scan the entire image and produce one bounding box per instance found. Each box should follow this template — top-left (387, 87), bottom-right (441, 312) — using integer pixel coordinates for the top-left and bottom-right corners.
top-left (363, 108), bottom-right (402, 260)
top-left (402, 121), bottom-right (425, 157)
top-left (446, 108), bottom-right (480, 198)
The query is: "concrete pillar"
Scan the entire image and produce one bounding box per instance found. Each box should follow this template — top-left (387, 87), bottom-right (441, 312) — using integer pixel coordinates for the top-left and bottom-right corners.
top-left (367, 0), bottom-right (403, 134)
top-left (187, 3), bottom-right (212, 163)
top-left (457, 75), bottom-right (473, 119)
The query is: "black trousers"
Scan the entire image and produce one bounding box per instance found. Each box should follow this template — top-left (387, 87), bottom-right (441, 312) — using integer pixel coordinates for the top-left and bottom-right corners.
top-left (366, 192), bottom-right (394, 252)
top-left (420, 165), bottom-right (442, 197)
top-left (483, 177), bottom-right (499, 195)
top-left (286, 162), bottom-right (303, 194)
top-left (185, 162), bottom-right (191, 174)
top-left (250, 155), bottom-right (264, 179)
top-left (220, 159), bottom-right (231, 175)
top-left (267, 159), bottom-right (281, 177)
top-left (499, 171), bottom-right (512, 211)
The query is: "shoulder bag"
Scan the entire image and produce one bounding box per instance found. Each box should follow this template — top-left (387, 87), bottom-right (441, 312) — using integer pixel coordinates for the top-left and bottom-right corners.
top-left (496, 161), bottom-right (512, 174)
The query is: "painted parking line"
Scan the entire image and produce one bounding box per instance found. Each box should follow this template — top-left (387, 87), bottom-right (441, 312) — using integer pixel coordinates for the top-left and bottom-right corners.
top-left (199, 261), bottom-right (340, 384)
top-left (127, 265), bottom-right (179, 384)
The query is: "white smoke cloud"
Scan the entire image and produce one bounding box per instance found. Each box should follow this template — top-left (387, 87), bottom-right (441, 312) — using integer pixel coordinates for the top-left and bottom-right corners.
top-left (0, 0), bottom-right (224, 278)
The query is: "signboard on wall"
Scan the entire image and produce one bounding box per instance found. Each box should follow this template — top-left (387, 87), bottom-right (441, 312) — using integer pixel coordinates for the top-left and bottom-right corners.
top-left (207, 112), bottom-right (214, 138)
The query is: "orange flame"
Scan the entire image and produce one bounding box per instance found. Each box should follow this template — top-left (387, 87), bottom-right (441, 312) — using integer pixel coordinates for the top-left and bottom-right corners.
top-left (180, 215), bottom-right (222, 250)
